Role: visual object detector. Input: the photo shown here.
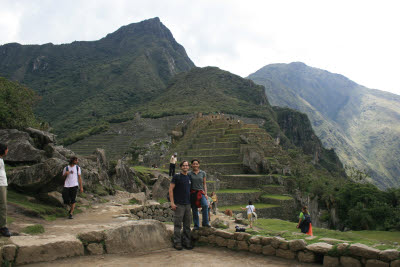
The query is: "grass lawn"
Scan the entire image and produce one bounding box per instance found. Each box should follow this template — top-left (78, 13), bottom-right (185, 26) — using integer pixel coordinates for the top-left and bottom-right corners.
top-left (132, 166), bottom-right (168, 174)
top-left (219, 203), bottom-right (279, 211)
top-left (8, 190), bottom-right (81, 221)
top-left (261, 194), bottom-right (293, 200)
top-left (217, 189), bottom-right (261, 193)
top-left (253, 219), bottom-right (400, 250)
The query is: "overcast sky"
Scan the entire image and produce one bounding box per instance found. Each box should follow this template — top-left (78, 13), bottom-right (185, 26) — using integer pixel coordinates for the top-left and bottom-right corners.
top-left (1, 0), bottom-right (400, 95)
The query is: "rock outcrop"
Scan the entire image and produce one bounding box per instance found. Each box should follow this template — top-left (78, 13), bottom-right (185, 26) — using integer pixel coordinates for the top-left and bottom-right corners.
top-left (1, 128), bottom-right (146, 195)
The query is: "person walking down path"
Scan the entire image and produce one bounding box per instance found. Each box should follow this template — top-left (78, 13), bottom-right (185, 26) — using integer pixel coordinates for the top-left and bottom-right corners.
top-left (241, 200), bottom-right (256, 228)
top-left (211, 192), bottom-right (218, 215)
top-left (296, 206), bottom-right (313, 236)
top-left (169, 153), bottom-right (178, 177)
top-left (189, 159), bottom-right (210, 230)
top-left (0, 143), bottom-right (11, 237)
top-left (169, 161), bottom-right (193, 250)
top-left (62, 157), bottom-right (83, 219)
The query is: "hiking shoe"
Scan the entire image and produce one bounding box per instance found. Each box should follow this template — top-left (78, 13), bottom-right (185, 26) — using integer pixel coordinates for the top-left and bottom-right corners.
top-left (192, 226), bottom-right (199, 231)
top-left (173, 243), bottom-right (183, 250)
top-left (0, 227), bottom-right (11, 237)
top-left (202, 224), bottom-right (211, 228)
top-left (68, 214), bottom-right (73, 219)
top-left (183, 243), bottom-right (193, 250)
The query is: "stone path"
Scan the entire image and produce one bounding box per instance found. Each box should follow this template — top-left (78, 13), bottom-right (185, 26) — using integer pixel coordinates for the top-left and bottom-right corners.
top-left (22, 246), bottom-right (320, 267)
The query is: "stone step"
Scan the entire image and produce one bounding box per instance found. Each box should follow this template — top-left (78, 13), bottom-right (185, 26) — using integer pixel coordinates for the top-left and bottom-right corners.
top-left (215, 189), bottom-right (263, 206)
top-left (181, 154), bottom-right (240, 164)
top-left (217, 174), bottom-right (290, 189)
top-left (262, 185), bottom-right (287, 194)
top-left (200, 162), bottom-right (243, 174)
top-left (260, 194), bottom-right (294, 205)
top-left (178, 148), bottom-right (240, 156)
top-left (225, 128), bottom-right (264, 134)
top-left (191, 142), bottom-right (239, 150)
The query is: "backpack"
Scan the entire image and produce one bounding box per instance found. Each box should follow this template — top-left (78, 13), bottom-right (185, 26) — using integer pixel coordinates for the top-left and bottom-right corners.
top-left (303, 214), bottom-right (311, 224)
top-left (66, 165), bottom-right (80, 174)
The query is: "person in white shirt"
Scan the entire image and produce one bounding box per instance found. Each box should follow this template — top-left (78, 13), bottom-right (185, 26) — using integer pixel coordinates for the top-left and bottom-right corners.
top-left (62, 156), bottom-right (83, 219)
top-left (169, 153), bottom-right (178, 177)
top-left (241, 200), bottom-right (256, 228)
top-left (0, 143), bottom-right (11, 237)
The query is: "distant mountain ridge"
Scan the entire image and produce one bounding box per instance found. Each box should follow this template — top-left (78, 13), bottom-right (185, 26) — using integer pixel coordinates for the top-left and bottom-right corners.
top-left (248, 62), bottom-right (400, 188)
top-left (0, 17), bottom-right (194, 139)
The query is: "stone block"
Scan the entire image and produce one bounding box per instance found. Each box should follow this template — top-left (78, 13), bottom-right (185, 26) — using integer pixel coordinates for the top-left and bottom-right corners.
top-left (2, 244), bottom-right (17, 261)
top-left (238, 240), bottom-right (249, 251)
top-left (249, 236), bottom-right (261, 244)
top-left (87, 243), bottom-right (104, 255)
top-left (271, 236), bottom-right (285, 249)
top-left (298, 251), bottom-right (316, 263)
top-left (323, 256), bottom-right (340, 267)
top-left (306, 242), bottom-right (333, 254)
top-left (227, 239), bottom-right (237, 249)
top-left (337, 243), bottom-right (349, 254)
top-left (276, 249), bottom-right (296, 259)
top-left (279, 240), bottom-right (289, 250)
top-left (234, 232), bottom-right (251, 241)
top-left (104, 220), bottom-right (170, 254)
top-left (261, 236), bottom-right (273, 245)
top-left (249, 244), bottom-right (263, 254)
top-left (391, 260), bottom-right (400, 267)
top-left (78, 230), bottom-right (105, 243)
top-left (341, 256), bottom-right (362, 267)
top-left (207, 234), bottom-right (216, 244)
top-left (215, 236), bottom-right (228, 247)
top-left (365, 259), bottom-right (389, 267)
top-left (289, 239), bottom-right (307, 251)
top-left (262, 245), bottom-right (276, 256)
top-left (12, 234), bottom-right (84, 265)
top-left (348, 243), bottom-right (380, 259)
top-left (214, 229), bottom-right (234, 239)
top-left (199, 236), bottom-right (208, 243)
top-left (379, 249), bottom-right (399, 262)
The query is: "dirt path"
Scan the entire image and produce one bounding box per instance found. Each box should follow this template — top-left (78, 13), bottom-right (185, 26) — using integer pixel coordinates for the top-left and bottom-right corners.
top-left (23, 246), bottom-right (320, 267)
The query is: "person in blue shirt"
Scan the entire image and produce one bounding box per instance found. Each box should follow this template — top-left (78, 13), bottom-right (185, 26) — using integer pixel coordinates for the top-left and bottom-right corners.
top-left (169, 160), bottom-right (192, 250)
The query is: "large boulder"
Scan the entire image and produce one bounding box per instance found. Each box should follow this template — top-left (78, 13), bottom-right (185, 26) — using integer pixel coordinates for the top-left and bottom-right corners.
top-left (25, 127), bottom-right (56, 147)
top-left (152, 174), bottom-right (171, 200)
top-left (104, 220), bottom-right (171, 254)
top-left (241, 146), bottom-right (264, 173)
top-left (0, 129), bottom-right (46, 163)
top-left (113, 160), bottom-right (141, 193)
top-left (7, 157), bottom-right (66, 192)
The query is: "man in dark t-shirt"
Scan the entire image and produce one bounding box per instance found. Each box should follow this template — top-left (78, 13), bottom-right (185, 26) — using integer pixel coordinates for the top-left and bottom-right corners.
top-left (169, 160), bottom-right (192, 250)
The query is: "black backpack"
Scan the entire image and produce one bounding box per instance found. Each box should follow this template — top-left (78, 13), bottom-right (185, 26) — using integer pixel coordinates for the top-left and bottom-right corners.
top-left (303, 214), bottom-right (311, 224)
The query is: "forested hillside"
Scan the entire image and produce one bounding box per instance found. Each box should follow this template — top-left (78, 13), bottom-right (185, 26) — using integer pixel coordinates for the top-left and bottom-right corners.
top-left (0, 17), bottom-right (194, 140)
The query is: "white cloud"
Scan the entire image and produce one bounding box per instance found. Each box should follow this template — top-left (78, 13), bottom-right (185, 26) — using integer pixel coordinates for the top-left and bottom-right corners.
top-left (0, 0), bottom-right (400, 95)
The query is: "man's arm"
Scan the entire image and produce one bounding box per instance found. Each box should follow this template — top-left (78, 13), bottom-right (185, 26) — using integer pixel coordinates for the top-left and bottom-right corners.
top-left (63, 167), bottom-right (69, 178)
top-left (78, 174), bottom-right (83, 193)
top-left (169, 183), bottom-right (176, 210)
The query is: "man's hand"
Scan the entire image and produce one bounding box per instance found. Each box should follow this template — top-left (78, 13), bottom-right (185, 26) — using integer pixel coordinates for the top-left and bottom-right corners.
top-left (171, 203), bottom-right (177, 211)
top-left (65, 171), bottom-right (70, 175)
top-left (80, 187), bottom-right (83, 193)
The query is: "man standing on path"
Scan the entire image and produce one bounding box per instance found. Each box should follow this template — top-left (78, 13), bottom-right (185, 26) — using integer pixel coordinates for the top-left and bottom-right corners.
top-left (0, 143), bottom-right (11, 237)
top-left (62, 156), bottom-right (83, 219)
top-left (169, 153), bottom-right (177, 177)
top-left (169, 160), bottom-right (192, 250)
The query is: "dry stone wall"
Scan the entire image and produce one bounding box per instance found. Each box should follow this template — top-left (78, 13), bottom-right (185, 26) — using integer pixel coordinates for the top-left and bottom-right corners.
top-left (192, 227), bottom-right (400, 266)
top-left (129, 203), bottom-right (174, 222)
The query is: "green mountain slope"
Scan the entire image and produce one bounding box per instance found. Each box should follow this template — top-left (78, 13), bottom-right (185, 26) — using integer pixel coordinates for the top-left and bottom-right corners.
top-left (248, 62), bottom-right (400, 188)
top-left (0, 17), bottom-right (194, 139)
